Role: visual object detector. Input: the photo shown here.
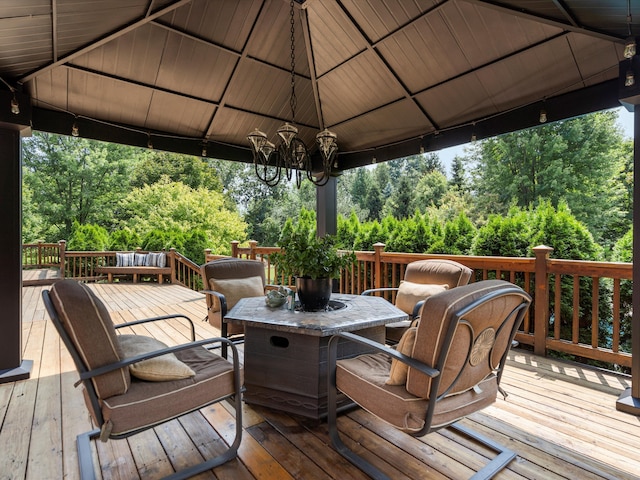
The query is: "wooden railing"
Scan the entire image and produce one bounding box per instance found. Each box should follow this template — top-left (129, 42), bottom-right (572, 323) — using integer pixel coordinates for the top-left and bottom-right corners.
top-left (25, 239), bottom-right (633, 369)
top-left (230, 241), bottom-right (633, 369)
top-left (22, 240), bottom-right (66, 273)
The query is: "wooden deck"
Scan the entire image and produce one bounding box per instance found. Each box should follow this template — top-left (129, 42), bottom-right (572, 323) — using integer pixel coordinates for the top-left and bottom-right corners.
top-left (3, 283), bottom-right (640, 480)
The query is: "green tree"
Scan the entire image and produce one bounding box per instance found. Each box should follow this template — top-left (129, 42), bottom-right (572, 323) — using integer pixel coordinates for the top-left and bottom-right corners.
top-left (130, 151), bottom-right (223, 191)
top-left (22, 132), bottom-right (140, 241)
top-left (115, 180), bottom-right (247, 255)
top-left (467, 111), bottom-right (628, 245)
top-left (67, 222), bottom-right (110, 251)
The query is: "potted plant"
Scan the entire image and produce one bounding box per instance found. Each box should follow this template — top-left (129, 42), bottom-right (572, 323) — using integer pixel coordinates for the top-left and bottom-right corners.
top-left (271, 231), bottom-right (355, 311)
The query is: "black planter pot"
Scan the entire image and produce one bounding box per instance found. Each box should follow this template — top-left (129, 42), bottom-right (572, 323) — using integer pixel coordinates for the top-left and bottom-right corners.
top-left (295, 276), bottom-right (332, 311)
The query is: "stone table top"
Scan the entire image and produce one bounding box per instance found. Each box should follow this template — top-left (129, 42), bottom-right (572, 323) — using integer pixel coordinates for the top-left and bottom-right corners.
top-left (225, 293), bottom-right (408, 337)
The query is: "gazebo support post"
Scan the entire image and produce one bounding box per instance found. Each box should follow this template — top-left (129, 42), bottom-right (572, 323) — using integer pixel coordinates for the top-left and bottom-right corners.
top-left (0, 90), bottom-right (33, 384)
top-left (618, 64), bottom-right (640, 414)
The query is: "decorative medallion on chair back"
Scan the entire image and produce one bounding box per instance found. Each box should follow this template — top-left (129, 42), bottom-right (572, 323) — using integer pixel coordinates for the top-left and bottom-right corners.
top-left (49, 280), bottom-right (130, 399)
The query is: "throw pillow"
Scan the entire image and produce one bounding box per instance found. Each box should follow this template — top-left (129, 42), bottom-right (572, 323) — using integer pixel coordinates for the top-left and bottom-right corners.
top-left (145, 252), bottom-right (167, 267)
top-left (134, 253), bottom-right (147, 266)
top-left (386, 326), bottom-right (417, 386)
top-left (116, 252), bottom-right (135, 267)
top-left (209, 275), bottom-right (264, 310)
top-left (118, 335), bottom-right (196, 381)
top-left (395, 281), bottom-right (449, 315)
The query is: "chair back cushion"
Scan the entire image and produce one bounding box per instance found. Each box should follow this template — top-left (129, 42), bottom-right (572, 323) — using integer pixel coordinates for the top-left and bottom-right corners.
top-left (49, 280), bottom-right (130, 398)
top-left (403, 259), bottom-right (472, 288)
top-left (201, 258), bottom-right (266, 311)
top-left (394, 282), bottom-right (448, 315)
top-left (407, 280), bottom-right (529, 399)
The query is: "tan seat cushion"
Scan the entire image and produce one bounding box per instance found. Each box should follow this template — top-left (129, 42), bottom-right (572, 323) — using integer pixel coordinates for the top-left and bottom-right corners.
top-left (386, 327), bottom-right (417, 386)
top-left (118, 335), bottom-right (196, 381)
top-left (209, 275), bottom-right (264, 310)
top-left (337, 352), bottom-right (498, 433)
top-left (102, 346), bottom-right (242, 436)
top-left (395, 281), bottom-right (448, 315)
top-left (49, 280), bottom-right (130, 398)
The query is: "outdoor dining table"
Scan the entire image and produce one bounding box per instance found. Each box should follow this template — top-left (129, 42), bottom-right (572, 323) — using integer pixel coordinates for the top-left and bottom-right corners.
top-left (225, 293), bottom-right (408, 419)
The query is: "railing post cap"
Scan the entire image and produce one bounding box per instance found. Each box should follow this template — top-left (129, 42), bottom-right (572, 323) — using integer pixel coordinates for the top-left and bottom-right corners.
top-left (373, 242), bottom-right (386, 247)
top-left (533, 245), bottom-right (554, 253)
top-left (231, 240), bottom-right (240, 245)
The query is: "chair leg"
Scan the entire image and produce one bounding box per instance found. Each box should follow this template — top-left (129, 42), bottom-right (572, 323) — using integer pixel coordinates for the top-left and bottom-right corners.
top-left (76, 390), bottom-right (243, 480)
top-left (450, 422), bottom-right (516, 480)
top-left (77, 428), bottom-right (100, 480)
top-left (327, 336), bottom-right (392, 480)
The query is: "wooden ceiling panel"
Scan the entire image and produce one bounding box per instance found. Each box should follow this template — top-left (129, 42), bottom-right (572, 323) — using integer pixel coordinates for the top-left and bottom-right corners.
top-left (160, 0), bottom-right (261, 52)
top-left (0, 13), bottom-right (52, 78)
top-left (246, 0), bottom-right (310, 77)
top-left (147, 90), bottom-right (213, 137)
top-left (209, 107), bottom-right (318, 151)
top-left (156, 30), bottom-right (238, 102)
top-left (306, 0), bottom-right (368, 76)
top-left (332, 99), bottom-right (432, 151)
top-left (71, 24), bottom-right (166, 86)
top-left (475, 37), bottom-right (583, 112)
top-left (416, 73), bottom-right (497, 128)
top-left (567, 32), bottom-right (622, 86)
top-left (66, 68), bottom-right (153, 127)
top-left (340, 0), bottom-right (438, 43)
top-left (224, 58), bottom-right (318, 128)
top-left (2, 0), bottom-right (630, 166)
top-left (318, 50), bottom-right (407, 126)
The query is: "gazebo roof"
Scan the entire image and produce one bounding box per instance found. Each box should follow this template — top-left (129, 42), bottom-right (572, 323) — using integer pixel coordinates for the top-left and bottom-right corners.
top-left (0, 0), bottom-right (633, 169)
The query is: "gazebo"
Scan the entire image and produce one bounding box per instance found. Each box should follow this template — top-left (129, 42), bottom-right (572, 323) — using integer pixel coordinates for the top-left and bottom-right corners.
top-left (0, 0), bottom-right (638, 414)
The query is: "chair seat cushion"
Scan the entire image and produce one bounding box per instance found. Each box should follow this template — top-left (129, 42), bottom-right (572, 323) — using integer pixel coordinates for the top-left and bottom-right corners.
top-left (118, 335), bottom-right (196, 381)
top-left (101, 345), bottom-right (241, 436)
top-left (337, 352), bottom-right (498, 433)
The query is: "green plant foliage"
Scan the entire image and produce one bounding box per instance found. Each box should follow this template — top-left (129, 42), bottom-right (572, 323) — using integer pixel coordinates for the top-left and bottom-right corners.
top-left (471, 207), bottom-right (531, 257)
top-left (442, 212), bottom-right (475, 255)
top-left (529, 200), bottom-right (602, 260)
top-left (271, 229), bottom-right (355, 280)
top-left (109, 228), bottom-right (142, 251)
top-left (115, 180), bottom-right (246, 256)
top-left (67, 222), bottom-right (109, 251)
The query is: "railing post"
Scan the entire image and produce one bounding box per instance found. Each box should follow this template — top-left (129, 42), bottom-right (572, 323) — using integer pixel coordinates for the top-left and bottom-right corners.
top-left (249, 240), bottom-right (258, 260)
top-left (204, 248), bottom-right (211, 263)
top-left (533, 245), bottom-right (553, 357)
top-left (169, 248), bottom-right (177, 284)
top-left (231, 241), bottom-right (239, 258)
top-left (37, 241), bottom-right (42, 268)
top-left (58, 240), bottom-right (66, 279)
top-left (373, 243), bottom-right (385, 290)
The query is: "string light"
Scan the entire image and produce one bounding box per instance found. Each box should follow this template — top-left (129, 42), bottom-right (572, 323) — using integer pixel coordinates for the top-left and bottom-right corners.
top-left (10, 93), bottom-right (19, 115)
top-left (201, 141), bottom-right (207, 157)
top-left (71, 117), bottom-right (79, 137)
top-left (539, 109), bottom-right (547, 123)
top-left (147, 133), bottom-right (153, 149)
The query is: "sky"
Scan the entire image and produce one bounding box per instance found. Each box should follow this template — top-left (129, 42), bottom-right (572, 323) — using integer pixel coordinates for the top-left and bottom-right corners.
top-left (437, 106), bottom-right (635, 176)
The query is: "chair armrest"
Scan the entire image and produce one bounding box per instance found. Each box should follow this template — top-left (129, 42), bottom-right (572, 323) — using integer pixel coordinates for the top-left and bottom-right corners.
top-left (115, 313), bottom-right (195, 341)
top-left (411, 299), bottom-right (426, 320)
top-left (328, 331), bottom-right (440, 379)
top-left (80, 336), bottom-right (238, 381)
top-left (361, 287), bottom-right (399, 296)
top-left (200, 289), bottom-right (228, 317)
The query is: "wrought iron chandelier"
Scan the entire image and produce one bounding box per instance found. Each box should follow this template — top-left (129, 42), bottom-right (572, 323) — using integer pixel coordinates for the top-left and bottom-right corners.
top-left (247, 1), bottom-right (338, 187)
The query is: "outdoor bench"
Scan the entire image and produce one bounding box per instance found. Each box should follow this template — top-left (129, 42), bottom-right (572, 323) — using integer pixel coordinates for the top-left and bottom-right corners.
top-left (95, 251), bottom-right (172, 284)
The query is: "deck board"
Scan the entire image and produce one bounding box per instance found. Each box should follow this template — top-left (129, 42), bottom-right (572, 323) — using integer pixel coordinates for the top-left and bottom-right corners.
top-left (2, 283), bottom-right (639, 480)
